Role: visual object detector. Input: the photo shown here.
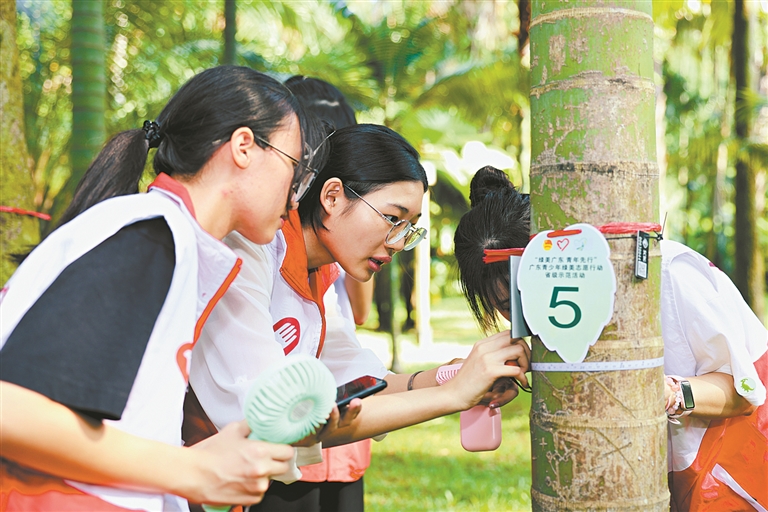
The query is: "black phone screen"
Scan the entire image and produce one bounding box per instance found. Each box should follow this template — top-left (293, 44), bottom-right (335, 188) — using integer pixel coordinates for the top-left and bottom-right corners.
top-left (335, 375), bottom-right (387, 408)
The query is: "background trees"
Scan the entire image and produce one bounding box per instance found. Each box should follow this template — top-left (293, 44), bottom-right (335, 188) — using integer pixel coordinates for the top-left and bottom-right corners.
top-left (1, 0), bottom-right (39, 284)
top-left (5, 0), bottom-right (767, 315)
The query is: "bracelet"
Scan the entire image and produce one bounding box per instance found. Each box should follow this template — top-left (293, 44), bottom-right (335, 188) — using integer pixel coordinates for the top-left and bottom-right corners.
top-left (407, 371), bottom-right (424, 391)
top-left (665, 375), bottom-right (693, 423)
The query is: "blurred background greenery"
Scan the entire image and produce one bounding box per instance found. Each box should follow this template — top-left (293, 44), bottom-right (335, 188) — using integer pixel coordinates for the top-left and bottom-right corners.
top-left (10, 0), bottom-right (768, 311)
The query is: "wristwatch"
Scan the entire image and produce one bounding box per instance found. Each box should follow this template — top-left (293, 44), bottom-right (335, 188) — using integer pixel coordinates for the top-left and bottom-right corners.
top-left (679, 380), bottom-right (695, 411)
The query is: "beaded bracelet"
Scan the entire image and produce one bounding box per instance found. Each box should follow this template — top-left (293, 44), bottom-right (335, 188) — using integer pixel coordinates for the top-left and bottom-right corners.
top-left (665, 375), bottom-right (692, 424)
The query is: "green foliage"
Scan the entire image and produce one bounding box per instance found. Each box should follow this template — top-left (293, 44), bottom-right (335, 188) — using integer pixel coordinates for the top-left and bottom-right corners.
top-left (17, 0), bottom-right (72, 218)
top-left (659, 0), bottom-right (768, 277)
top-left (15, 0), bottom-right (767, 287)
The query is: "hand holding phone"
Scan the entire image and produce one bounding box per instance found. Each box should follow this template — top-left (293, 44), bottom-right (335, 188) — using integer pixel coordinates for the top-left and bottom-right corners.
top-left (336, 375), bottom-right (387, 408)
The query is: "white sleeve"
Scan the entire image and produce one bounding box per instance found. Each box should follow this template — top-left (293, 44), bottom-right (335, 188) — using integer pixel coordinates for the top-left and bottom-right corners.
top-left (189, 232), bottom-right (286, 430)
top-left (668, 252), bottom-right (767, 407)
top-left (320, 316), bottom-right (389, 386)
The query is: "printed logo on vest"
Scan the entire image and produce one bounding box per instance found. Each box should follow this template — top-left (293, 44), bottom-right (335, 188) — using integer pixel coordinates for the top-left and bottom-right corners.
top-left (274, 317), bottom-right (300, 355)
top-left (739, 377), bottom-right (756, 395)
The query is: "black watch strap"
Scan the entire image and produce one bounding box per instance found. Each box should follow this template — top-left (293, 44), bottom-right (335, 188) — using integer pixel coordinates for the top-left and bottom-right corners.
top-left (679, 380), bottom-right (695, 411)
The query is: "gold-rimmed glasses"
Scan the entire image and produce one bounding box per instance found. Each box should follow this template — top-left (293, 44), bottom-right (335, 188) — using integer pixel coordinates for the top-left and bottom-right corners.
top-left (343, 184), bottom-right (427, 251)
top-left (254, 136), bottom-right (319, 204)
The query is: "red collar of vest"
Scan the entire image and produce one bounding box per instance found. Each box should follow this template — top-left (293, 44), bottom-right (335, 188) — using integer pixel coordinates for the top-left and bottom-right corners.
top-left (147, 173), bottom-right (197, 219)
top-left (280, 210), bottom-right (339, 305)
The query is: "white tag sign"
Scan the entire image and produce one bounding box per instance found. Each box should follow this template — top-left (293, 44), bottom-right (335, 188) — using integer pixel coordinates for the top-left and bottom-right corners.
top-left (517, 223), bottom-right (616, 363)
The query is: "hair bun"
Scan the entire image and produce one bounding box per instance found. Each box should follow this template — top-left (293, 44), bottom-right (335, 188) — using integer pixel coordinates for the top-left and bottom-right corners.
top-left (468, 166), bottom-right (515, 207)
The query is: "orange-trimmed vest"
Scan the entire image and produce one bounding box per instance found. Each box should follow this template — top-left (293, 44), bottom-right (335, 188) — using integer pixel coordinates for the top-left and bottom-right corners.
top-left (661, 240), bottom-right (768, 511)
top-left (0, 175), bottom-right (241, 512)
top-left (186, 211), bottom-right (377, 483)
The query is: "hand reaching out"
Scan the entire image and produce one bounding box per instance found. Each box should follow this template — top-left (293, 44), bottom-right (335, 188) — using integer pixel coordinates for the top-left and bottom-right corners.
top-left (444, 331), bottom-right (531, 411)
top-left (293, 398), bottom-right (363, 447)
top-left (186, 420), bottom-right (294, 506)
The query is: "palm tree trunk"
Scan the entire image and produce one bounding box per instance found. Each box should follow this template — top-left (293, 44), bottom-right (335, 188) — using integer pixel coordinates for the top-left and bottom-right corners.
top-left (50, 0), bottom-right (106, 227)
top-left (1, 1), bottom-right (40, 284)
top-left (528, 1), bottom-right (667, 509)
top-left (223, 0), bottom-right (236, 65)
top-left (732, 0), bottom-right (764, 318)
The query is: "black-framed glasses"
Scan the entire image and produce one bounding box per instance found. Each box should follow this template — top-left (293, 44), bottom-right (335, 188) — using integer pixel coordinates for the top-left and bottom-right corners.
top-left (344, 184), bottom-right (427, 251)
top-left (254, 135), bottom-right (320, 204)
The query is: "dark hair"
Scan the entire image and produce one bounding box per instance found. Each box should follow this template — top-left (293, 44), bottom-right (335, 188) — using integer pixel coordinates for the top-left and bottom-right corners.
top-left (298, 124), bottom-right (428, 231)
top-left (454, 166), bottom-right (530, 333)
top-left (284, 76), bottom-right (357, 130)
top-left (56, 66), bottom-right (323, 227)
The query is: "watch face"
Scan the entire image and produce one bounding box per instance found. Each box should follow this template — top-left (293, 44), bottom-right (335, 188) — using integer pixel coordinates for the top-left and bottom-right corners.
top-left (680, 381), bottom-right (695, 410)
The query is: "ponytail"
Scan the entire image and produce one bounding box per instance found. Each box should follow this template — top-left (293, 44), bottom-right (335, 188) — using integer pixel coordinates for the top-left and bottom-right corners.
top-left (57, 129), bottom-right (150, 227)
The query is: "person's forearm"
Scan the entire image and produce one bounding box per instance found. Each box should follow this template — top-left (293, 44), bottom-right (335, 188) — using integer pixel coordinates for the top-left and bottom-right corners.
top-left (321, 386), bottom-right (459, 446)
top-left (0, 381), bottom-right (198, 498)
top-left (681, 373), bottom-right (757, 418)
top-left (382, 368), bottom-right (439, 394)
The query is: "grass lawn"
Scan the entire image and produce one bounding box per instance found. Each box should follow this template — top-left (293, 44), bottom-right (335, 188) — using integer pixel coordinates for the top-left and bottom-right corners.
top-left (362, 295), bottom-right (533, 511)
top-left (365, 392), bottom-right (533, 512)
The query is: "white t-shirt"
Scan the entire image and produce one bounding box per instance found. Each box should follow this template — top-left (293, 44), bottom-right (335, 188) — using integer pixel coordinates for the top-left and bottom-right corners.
top-left (190, 228), bottom-right (387, 422)
top-left (661, 240), bottom-right (767, 473)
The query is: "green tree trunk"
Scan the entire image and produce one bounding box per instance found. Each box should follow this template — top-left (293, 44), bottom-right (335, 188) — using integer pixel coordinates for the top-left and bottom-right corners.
top-left (528, 2), bottom-right (667, 510)
top-left (732, 0), bottom-right (764, 318)
top-left (1, 1), bottom-right (40, 285)
top-left (50, 0), bottom-right (106, 227)
top-left (223, 0), bottom-right (236, 65)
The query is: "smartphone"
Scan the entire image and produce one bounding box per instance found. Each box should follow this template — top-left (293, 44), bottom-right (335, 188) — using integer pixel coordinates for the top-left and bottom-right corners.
top-left (335, 375), bottom-right (387, 408)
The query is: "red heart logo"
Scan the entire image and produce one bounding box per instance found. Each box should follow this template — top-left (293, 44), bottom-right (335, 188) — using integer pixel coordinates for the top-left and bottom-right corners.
top-left (556, 238), bottom-right (569, 251)
top-left (273, 317), bottom-right (301, 354)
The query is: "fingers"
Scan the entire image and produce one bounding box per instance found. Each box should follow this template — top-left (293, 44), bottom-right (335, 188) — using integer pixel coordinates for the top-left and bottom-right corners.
top-left (488, 379), bottom-right (520, 408)
top-left (498, 361), bottom-right (530, 390)
top-left (338, 399), bottom-right (362, 428)
top-left (509, 337), bottom-right (531, 373)
top-left (245, 440), bottom-right (294, 475)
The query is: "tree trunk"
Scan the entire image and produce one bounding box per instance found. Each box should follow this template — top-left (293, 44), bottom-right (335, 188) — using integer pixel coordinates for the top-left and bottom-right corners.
top-left (732, 0), bottom-right (764, 318)
top-left (0, 1), bottom-right (40, 285)
top-left (223, 0), bottom-right (236, 65)
top-left (50, 0), bottom-right (106, 228)
top-left (528, 2), bottom-right (667, 510)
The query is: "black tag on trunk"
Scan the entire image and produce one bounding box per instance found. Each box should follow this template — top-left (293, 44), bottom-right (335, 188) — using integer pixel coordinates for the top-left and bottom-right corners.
top-left (635, 231), bottom-right (650, 279)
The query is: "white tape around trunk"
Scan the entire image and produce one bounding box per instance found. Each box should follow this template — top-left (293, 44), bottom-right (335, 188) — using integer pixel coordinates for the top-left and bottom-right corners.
top-left (531, 357), bottom-right (665, 372)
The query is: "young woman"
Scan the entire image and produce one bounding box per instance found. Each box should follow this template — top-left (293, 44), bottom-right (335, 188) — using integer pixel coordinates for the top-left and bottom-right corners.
top-left (454, 166), bottom-right (768, 512)
top-left (0, 65), bottom-right (338, 511)
top-left (280, 75), bottom-right (375, 511)
top-left (185, 125), bottom-right (530, 510)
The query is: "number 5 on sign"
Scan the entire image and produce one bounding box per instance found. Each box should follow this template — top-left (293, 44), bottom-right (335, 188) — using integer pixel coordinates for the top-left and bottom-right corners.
top-left (517, 224), bottom-right (616, 364)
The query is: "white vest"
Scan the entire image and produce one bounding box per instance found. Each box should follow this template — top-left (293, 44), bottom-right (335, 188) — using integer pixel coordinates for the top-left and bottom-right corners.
top-left (1, 187), bottom-right (240, 512)
top-left (661, 239), bottom-right (767, 505)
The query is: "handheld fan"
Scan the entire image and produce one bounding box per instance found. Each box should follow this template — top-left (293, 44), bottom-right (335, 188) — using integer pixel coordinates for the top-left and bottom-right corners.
top-left (203, 354), bottom-right (337, 512)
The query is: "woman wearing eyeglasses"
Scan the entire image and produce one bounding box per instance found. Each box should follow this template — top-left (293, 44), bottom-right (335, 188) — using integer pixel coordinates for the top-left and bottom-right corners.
top-left (0, 66), bottom-right (340, 511)
top-left (185, 124), bottom-right (530, 511)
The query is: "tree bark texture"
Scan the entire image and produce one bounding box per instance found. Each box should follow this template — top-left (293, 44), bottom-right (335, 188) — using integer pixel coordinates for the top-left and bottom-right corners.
top-left (1, 0), bottom-right (39, 285)
top-left (51, 0), bottom-right (106, 225)
top-left (528, 2), bottom-right (667, 510)
top-left (732, 0), bottom-right (764, 318)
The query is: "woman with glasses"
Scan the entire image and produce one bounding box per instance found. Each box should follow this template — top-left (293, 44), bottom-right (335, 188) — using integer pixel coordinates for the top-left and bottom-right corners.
top-left (185, 124), bottom-right (531, 510)
top-left (0, 66), bottom-right (340, 511)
